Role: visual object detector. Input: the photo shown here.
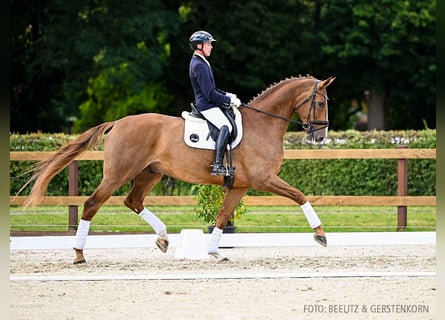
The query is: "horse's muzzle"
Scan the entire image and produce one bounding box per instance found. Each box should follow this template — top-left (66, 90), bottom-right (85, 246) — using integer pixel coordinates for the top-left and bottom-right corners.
top-left (306, 129), bottom-right (327, 144)
top-left (303, 120), bottom-right (329, 144)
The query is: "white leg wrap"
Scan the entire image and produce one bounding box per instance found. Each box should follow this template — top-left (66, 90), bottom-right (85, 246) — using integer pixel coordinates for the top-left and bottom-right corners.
top-left (301, 201), bottom-right (321, 229)
top-left (73, 219), bottom-right (91, 250)
top-left (139, 208), bottom-right (167, 236)
top-left (207, 227), bottom-right (223, 253)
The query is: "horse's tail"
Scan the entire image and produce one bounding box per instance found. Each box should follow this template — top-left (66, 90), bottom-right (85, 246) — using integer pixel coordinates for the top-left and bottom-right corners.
top-left (21, 121), bottom-right (116, 208)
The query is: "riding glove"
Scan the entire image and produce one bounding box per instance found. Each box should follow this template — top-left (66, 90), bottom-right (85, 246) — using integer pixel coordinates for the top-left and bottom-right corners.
top-left (230, 97), bottom-right (242, 108)
top-left (225, 92), bottom-right (238, 100)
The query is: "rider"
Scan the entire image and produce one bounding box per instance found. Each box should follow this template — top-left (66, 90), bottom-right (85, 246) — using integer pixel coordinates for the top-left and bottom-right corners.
top-left (188, 30), bottom-right (241, 176)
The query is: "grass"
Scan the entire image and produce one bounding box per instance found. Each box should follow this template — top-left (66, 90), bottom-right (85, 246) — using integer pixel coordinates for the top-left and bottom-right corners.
top-left (10, 205), bottom-right (436, 233)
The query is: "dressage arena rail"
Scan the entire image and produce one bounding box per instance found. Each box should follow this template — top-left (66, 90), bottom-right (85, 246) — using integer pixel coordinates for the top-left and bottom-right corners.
top-left (10, 147), bottom-right (436, 231)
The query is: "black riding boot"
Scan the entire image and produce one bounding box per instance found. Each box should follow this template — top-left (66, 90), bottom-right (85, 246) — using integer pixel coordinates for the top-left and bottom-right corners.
top-left (210, 125), bottom-right (230, 176)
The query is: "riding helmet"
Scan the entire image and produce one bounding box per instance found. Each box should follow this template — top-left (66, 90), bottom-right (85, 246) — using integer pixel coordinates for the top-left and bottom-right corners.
top-left (189, 30), bottom-right (216, 50)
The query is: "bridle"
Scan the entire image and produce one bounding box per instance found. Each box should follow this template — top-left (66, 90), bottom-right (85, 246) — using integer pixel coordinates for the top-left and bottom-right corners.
top-left (240, 80), bottom-right (329, 134)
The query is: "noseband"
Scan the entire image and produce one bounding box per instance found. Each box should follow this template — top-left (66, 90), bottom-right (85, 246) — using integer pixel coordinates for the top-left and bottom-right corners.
top-left (294, 80), bottom-right (330, 133)
top-left (240, 80), bottom-right (329, 134)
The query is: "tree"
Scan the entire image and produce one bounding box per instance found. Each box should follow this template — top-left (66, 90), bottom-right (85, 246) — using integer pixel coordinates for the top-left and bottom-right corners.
top-left (73, 0), bottom-right (180, 131)
top-left (318, 0), bottom-right (435, 130)
top-left (10, 0), bottom-right (435, 133)
top-left (171, 0), bottom-right (328, 130)
top-left (10, 0), bottom-right (180, 133)
top-left (76, 66), bottom-right (173, 131)
top-left (10, 0), bottom-right (86, 133)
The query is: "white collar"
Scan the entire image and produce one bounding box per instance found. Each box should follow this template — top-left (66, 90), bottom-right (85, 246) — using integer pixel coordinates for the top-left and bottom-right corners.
top-left (193, 53), bottom-right (211, 68)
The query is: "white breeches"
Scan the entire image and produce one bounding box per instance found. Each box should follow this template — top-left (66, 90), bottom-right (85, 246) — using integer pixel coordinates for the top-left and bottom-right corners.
top-left (201, 107), bottom-right (233, 133)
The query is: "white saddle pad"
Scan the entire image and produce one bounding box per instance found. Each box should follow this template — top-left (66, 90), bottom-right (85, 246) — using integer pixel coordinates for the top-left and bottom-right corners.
top-left (181, 107), bottom-right (243, 150)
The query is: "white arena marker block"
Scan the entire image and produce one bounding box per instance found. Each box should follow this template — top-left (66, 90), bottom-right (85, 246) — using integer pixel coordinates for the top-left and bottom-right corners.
top-left (174, 229), bottom-right (209, 260)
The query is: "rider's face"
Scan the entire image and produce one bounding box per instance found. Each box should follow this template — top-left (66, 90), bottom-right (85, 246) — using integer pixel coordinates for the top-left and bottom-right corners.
top-left (201, 41), bottom-right (212, 57)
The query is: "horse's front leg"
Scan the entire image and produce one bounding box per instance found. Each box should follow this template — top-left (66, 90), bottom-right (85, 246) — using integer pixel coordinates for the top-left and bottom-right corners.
top-left (255, 175), bottom-right (327, 247)
top-left (208, 187), bottom-right (248, 261)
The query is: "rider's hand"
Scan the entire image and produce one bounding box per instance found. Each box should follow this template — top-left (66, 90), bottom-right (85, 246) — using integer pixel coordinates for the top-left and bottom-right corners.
top-left (226, 92), bottom-right (238, 101)
top-left (230, 97), bottom-right (242, 108)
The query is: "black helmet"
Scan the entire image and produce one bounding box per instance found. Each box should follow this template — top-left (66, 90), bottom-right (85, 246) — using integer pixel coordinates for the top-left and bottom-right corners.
top-left (189, 30), bottom-right (216, 50)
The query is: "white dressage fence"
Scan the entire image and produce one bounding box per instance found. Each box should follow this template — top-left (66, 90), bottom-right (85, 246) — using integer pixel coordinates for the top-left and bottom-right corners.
top-left (10, 231), bottom-right (435, 250)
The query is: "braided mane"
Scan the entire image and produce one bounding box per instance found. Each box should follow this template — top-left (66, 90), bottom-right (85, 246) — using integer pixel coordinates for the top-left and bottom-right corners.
top-left (248, 74), bottom-right (315, 104)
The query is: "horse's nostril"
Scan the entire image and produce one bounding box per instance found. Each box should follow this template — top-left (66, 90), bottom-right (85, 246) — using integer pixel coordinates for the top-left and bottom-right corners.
top-left (317, 136), bottom-right (325, 142)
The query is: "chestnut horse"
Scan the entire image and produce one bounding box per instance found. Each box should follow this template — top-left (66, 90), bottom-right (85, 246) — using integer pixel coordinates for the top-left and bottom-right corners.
top-left (22, 75), bottom-right (335, 263)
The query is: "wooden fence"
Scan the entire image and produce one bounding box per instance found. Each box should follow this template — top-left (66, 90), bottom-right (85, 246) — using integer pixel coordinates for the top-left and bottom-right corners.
top-left (10, 147), bottom-right (436, 231)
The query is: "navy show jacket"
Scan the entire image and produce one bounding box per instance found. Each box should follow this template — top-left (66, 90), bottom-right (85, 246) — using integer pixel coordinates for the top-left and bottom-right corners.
top-left (189, 53), bottom-right (230, 111)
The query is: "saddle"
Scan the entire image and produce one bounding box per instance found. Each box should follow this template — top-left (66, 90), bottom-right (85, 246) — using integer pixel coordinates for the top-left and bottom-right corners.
top-left (189, 103), bottom-right (238, 143)
top-left (181, 104), bottom-right (243, 188)
top-left (181, 104), bottom-right (243, 150)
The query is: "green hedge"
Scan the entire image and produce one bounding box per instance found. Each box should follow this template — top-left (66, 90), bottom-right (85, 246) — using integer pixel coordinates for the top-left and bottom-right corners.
top-left (10, 129), bottom-right (436, 197)
top-left (277, 129), bottom-right (436, 196)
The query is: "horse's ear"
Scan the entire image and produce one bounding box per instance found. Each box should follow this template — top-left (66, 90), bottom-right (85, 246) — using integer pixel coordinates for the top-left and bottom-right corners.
top-left (319, 76), bottom-right (336, 89)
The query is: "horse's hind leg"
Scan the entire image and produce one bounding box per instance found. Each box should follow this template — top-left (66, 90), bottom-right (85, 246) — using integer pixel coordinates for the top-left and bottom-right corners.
top-left (123, 168), bottom-right (169, 253)
top-left (73, 180), bottom-right (122, 264)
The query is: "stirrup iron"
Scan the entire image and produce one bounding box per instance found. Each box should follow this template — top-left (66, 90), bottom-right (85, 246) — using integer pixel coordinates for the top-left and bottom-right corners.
top-left (210, 164), bottom-right (234, 176)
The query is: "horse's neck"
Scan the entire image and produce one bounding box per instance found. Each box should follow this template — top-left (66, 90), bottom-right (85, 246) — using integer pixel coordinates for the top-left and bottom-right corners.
top-left (246, 79), bottom-right (311, 133)
top-left (241, 103), bottom-right (291, 145)
top-left (251, 78), bottom-right (310, 118)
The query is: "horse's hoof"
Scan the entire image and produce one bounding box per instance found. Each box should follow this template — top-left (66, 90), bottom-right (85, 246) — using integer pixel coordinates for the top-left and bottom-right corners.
top-left (314, 234), bottom-right (327, 247)
top-left (155, 237), bottom-right (169, 253)
top-left (209, 252), bottom-right (229, 262)
top-left (73, 258), bottom-right (86, 264)
top-left (73, 248), bottom-right (86, 264)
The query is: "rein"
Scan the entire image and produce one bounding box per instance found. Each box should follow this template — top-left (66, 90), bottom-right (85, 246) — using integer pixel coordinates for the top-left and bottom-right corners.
top-left (240, 80), bottom-right (329, 133)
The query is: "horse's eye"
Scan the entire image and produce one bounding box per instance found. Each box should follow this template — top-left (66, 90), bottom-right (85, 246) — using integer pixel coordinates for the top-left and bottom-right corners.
top-left (318, 101), bottom-right (325, 108)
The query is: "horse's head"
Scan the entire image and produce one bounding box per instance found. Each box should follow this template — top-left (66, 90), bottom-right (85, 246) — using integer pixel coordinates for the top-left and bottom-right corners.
top-left (294, 77), bottom-right (335, 143)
